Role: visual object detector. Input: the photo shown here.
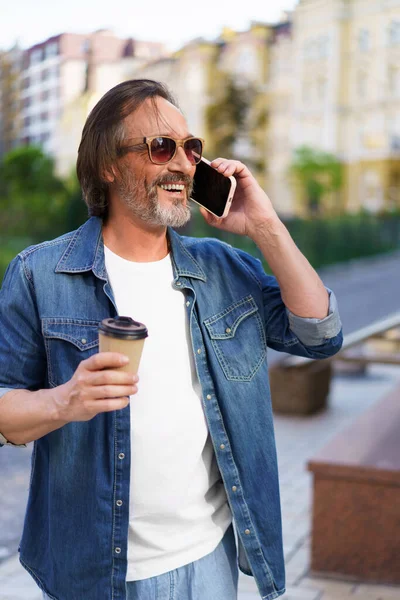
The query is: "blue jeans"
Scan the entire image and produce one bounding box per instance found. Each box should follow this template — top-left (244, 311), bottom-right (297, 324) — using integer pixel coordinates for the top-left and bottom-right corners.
top-left (43, 525), bottom-right (238, 600)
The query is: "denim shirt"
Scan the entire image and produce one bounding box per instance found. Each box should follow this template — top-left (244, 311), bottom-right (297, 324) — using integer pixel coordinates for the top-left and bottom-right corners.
top-left (0, 217), bottom-right (342, 600)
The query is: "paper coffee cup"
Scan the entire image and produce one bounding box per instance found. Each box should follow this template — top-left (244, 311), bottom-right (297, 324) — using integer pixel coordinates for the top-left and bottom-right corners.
top-left (98, 316), bottom-right (148, 375)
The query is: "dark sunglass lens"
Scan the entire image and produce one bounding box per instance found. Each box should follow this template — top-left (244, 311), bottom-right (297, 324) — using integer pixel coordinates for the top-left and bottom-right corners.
top-left (150, 137), bottom-right (176, 163)
top-left (184, 138), bottom-right (203, 164)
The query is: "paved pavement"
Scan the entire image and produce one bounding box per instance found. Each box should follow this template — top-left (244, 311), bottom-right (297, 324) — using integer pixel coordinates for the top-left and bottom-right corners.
top-left (269, 249), bottom-right (400, 366)
top-left (1, 363), bottom-right (400, 599)
top-left (317, 249), bottom-right (400, 337)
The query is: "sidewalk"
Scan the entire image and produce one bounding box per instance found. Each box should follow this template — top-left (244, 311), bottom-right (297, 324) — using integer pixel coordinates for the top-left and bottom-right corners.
top-left (1, 364), bottom-right (400, 600)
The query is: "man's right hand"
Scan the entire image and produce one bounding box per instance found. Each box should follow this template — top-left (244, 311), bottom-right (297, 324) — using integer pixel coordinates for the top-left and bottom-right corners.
top-left (55, 352), bottom-right (138, 422)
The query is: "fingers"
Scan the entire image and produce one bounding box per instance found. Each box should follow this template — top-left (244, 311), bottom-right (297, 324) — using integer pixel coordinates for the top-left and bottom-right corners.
top-left (91, 382), bottom-right (137, 399)
top-left (74, 371), bottom-right (138, 400)
top-left (210, 158), bottom-right (248, 178)
top-left (83, 352), bottom-right (129, 371)
top-left (199, 207), bottom-right (224, 226)
top-left (80, 360), bottom-right (139, 399)
top-left (86, 369), bottom-right (138, 387)
top-left (85, 397), bottom-right (131, 414)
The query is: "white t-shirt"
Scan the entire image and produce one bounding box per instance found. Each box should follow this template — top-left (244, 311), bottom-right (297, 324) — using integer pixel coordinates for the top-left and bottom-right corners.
top-left (104, 246), bottom-right (231, 581)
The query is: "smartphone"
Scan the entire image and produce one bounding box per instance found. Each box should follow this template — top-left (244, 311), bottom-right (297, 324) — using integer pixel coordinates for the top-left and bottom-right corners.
top-left (190, 157), bottom-right (237, 219)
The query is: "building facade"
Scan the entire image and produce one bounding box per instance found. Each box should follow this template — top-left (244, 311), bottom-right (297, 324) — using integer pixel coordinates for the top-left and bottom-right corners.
top-left (274, 0), bottom-right (400, 215)
top-left (0, 30), bottom-right (166, 173)
top-left (0, 45), bottom-right (23, 156)
top-left (1, 2), bottom-right (399, 215)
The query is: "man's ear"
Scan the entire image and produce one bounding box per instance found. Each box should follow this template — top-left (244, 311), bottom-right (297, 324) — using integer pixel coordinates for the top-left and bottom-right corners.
top-left (103, 165), bottom-right (117, 183)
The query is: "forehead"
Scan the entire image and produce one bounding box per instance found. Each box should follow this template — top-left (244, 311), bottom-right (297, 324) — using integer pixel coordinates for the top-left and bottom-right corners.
top-left (124, 97), bottom-right (190, 138)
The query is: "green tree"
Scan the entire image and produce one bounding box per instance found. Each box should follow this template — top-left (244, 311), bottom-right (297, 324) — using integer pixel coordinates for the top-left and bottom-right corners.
top-left (205, 74), bottom-right (252, 158)
top-left (289, 145), bottom-right (343, 215)
top-left (0, 145), bottom-right (68, 240)
top-left (63, 169), bottom-right (89, 232)
top-left (204, 72), bottom-right (267, 187)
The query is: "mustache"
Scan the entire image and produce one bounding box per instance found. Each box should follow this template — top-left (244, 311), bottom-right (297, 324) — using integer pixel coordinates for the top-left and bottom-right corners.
top-left (153, 173), bottom-right (193, 188)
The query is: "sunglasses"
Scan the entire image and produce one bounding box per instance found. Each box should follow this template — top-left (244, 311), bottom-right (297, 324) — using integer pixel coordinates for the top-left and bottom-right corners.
top-left (117, 136), bottom-right (204, 165)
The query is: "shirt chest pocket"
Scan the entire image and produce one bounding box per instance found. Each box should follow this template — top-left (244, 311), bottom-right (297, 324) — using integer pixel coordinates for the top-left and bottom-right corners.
top-left (204, 295), bottom-right (267, 381)
top-left (42, 319), bottom-right (99, 387)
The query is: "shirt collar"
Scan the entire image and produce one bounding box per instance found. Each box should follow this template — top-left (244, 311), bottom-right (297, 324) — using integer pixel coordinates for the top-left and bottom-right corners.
top-left (55, 217), bottom-right (206, 282)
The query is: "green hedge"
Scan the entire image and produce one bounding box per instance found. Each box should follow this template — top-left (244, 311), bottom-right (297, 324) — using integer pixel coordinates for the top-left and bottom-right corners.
top-left (282, 211), bottom-right (400, 269)
top-left (188, 208), bottom-right (400, 271)
top-left (2, 210), bottom-right (400, 284)
top-left (0, 237), bottom-right (34, 283)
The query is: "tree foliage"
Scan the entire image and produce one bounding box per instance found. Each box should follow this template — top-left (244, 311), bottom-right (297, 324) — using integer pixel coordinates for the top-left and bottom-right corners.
top-left (204, 73), bottom-right (267, 183)
top-left (0, 146), bottom-right (88, 241)
top-left (205, 74), bottom-right (253, 158)
top-left (289, 145), bottom-right (343, 215)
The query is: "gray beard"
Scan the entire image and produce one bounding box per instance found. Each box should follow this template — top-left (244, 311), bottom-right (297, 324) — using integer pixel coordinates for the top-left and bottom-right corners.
top-left (117, 173), bottom-right (192, 229)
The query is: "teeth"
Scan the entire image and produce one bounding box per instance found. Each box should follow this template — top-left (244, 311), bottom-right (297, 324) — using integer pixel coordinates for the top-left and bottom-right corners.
top-left (160, 184), bottom-right (185, 191)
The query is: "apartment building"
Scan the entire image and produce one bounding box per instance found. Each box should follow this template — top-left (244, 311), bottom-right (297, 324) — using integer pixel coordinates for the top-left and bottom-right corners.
top-left (212, 23), bottom-right (271, 184)
top-left (130, 24), bottom-right (271, 173)
top-left (2, 2), bottom-right (399, 215)
top-left (0, 30), bottom-right (166, 173)
top-left (265, 19), bottom-right (294, 215)
top-left (273, 0), bottom-right (400, 214)
top-left (0, 45), bottom-right (23, 155)
top-left (53, 31), bottom-right (167, 175)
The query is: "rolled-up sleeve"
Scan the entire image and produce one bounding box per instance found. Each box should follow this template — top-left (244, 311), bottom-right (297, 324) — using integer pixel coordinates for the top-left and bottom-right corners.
top-left (0, 256), bottom-right (46, 448)
top-left (0, 255), bottom-right (46, 398)
top-left (286, 289), bottom-right (341, 347)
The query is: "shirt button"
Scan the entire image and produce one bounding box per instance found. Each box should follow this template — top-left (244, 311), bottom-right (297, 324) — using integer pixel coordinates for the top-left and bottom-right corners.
top-left (220, 444), bottom-right (225, 450)
top-left (118, 453), bottom-right (125, 460)
top-left (206, 394), bottom-right (212, 400)
top-left (186, 301), bottom-right (190, 307)
top-left (81, 338), bottom-right (87, 344)
top-left (176, 281), bottom-right (182, 286)
top-left (115, 547), bottom-right (121, 554)
top-left (232, 486), bottom-right (237, 492)
top-left (197, 348), bottom-right (202, 354)
top-left (116, 500), bottom-right (123, 507)
top-left (245, 529), bottom-right (251, 535)
top-left (225, 328), bottom-right (231, 334)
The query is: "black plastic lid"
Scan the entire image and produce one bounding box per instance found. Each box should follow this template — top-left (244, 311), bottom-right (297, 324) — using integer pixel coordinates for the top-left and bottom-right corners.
top-left (98, 316), bottom-right (148, 340)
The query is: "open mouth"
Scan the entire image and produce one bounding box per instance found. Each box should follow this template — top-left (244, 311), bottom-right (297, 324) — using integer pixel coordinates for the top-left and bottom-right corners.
top-left (159, 183), bottom-right (186, 195)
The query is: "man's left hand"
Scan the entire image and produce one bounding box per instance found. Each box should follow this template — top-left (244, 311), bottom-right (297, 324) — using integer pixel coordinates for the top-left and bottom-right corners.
top-left (198, 158), bottom-right (278, 239)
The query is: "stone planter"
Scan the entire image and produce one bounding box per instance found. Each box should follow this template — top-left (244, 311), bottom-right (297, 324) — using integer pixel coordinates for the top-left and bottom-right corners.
top-left (269, 359), bottom-right (332, 415)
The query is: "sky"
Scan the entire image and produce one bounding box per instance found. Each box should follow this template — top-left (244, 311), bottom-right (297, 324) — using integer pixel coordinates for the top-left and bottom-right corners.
top-left (0, 0), bottom-right (298, 52)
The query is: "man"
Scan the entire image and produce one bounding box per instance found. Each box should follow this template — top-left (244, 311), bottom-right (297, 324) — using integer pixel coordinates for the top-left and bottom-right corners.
top-left (0, 79), bottom-right (342, 600)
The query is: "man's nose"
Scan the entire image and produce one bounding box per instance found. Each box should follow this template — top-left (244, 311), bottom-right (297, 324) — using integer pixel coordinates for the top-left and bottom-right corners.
top-left (168, 146), bottom-right (194, 175)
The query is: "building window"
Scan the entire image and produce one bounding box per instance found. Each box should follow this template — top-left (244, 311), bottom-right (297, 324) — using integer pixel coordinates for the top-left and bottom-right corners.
top-left (357, 71), bottom-right (367, 99)
top-left (317, 77), bottom-right (327, 100)
top-left (236, 46), bottom-right (257, 77)
top-left (304, 41), bottom-right (315, 60)
top-left (22, 76), bottom-right (30, 89)
top-left (41, 111), bottom-right (48, 122)
top-left (388, 66), bottom-right (400, 96)
top-left (81, 39), bottom-right (90, 54)
top-left (23, 97), bottom-right (30, 108)
top-left (304, 36), bottom-right (330, 61)
top-left (388, 21), bottom-right (400, 46)
top-left (358, 29), bottom-right (370, 52)
top-left (24, 116), bottom-right (31, 127)
top-left (30, 48), bottom-right (43, 65)
top-left (319, 36), bottom-right (329, 58)
top-left (45, 42), bottom-right (59, 58)
top-left (40, 90), bottom-right (49, 102)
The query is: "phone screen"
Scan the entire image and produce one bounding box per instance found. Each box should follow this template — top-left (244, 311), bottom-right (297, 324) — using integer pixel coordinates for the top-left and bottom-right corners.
top-left (191, 159), bottom-right (233, 218)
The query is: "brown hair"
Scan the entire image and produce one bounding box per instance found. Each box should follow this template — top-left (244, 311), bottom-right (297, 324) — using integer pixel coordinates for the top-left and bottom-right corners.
top-left (76, 79), bottom-right (178, 218)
